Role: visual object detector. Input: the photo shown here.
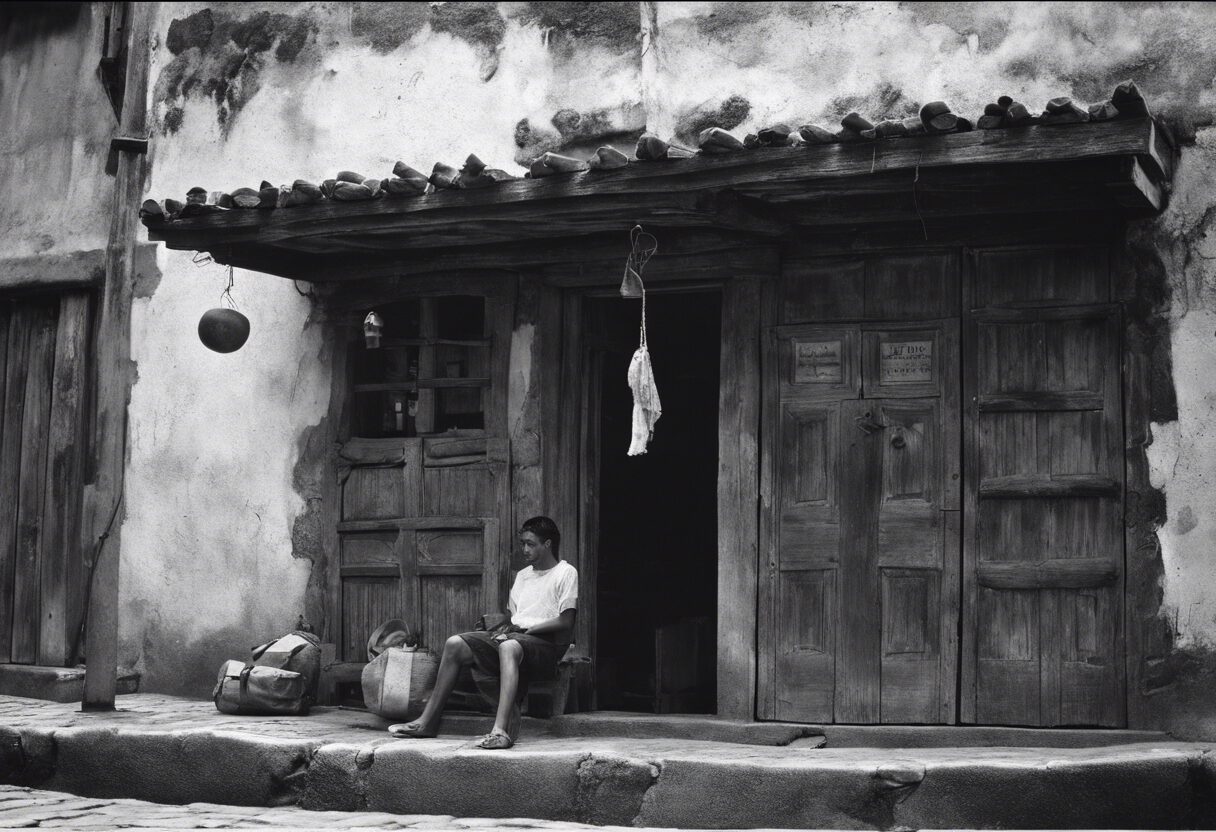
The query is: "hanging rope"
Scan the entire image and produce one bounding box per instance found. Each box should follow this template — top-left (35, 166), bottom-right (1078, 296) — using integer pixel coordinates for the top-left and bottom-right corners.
top-left (220, 264), bottom-right (238, 310)
top-left (623, 225), bottom-right (661, 456)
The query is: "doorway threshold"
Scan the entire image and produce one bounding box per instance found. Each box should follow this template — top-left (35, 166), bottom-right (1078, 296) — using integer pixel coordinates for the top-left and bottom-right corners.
top-left (811, 723), bottom-right (1170, 748)
top-left (545, 710), bottom-right (824, 746)
top-left (544, 711), bottom-right (1171, 749)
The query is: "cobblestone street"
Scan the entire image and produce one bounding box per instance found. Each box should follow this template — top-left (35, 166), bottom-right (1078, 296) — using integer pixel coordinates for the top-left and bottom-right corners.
top-left (0, 786), bottom-right (666, 831)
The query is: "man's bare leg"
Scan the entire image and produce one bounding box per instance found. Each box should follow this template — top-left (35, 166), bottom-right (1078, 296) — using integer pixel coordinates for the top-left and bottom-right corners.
top-left (491, 639), bottom-right (524, 739)
top-left (395, 635), bottom-right (473, 736)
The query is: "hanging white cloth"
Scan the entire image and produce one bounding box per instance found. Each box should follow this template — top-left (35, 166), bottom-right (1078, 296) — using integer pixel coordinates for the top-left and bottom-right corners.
top-left (627, 343), bottom-right (661, 455)
top-left (621, 224), bottom-right (660, 456)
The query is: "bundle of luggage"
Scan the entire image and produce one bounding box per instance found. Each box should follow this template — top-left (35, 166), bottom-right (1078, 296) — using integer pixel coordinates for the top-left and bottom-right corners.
top-left (212, 630), bottom-right (322, 716)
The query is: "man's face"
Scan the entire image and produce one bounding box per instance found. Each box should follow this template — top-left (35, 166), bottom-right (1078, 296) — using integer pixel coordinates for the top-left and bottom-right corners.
top-left (520, 531), bottom-right (549, 566)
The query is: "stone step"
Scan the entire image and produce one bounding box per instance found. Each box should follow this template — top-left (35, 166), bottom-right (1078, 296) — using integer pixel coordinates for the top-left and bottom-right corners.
top-left (0, 665), bottom-right (139, 703)
top-left (1, 694), bottom-right (1214, 829)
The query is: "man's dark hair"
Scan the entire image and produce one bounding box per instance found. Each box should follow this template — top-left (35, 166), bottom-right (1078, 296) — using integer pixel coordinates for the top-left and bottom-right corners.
top-left (520, 516), bottom-right (561, 558)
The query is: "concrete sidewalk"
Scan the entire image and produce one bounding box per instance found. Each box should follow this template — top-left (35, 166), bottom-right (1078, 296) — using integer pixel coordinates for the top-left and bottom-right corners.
top-left (1, 694), bottom-right (1214, 829)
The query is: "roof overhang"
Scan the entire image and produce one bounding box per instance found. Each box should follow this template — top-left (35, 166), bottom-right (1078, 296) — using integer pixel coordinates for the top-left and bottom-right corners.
top-left (145, 118), bottom-right (1173, 282)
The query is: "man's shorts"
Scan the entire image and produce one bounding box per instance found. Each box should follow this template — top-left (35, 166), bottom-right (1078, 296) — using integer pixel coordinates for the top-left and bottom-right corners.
top-left (458, 630), bottom-right (565, 705)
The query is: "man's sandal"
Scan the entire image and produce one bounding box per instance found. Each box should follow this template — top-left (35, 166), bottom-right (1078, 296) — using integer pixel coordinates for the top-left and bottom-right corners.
top-left (476, 731), bottom-right (514, 750)
top-left (388, 722), bottom-right (437, 739)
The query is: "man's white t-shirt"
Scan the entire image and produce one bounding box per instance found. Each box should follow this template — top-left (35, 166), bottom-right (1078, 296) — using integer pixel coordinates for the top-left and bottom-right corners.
top-left (508, 560), bottom-right (578, 630)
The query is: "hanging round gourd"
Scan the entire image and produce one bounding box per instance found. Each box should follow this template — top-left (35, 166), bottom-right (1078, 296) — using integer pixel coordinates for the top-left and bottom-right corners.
top-left (198, 263), bottom-right (250, 353)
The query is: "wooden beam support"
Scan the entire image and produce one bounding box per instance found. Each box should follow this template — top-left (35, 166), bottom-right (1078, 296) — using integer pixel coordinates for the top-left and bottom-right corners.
top-left (976, 558), bottom-right (1119, 590)
top-left (539, 245), bottom-right (779, 287)
top-left (83, 1), bottom-right (153, 710)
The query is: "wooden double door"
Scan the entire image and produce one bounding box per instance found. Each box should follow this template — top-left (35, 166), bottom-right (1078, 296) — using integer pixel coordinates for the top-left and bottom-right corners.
top-left (761, 320), bottom-right (960, 724)
top-left (761, 306), bottom-right (1125, 726)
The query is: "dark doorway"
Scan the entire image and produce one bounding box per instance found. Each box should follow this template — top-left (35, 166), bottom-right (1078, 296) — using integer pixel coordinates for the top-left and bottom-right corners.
top-left (589, 290), bottom-right (720, 713)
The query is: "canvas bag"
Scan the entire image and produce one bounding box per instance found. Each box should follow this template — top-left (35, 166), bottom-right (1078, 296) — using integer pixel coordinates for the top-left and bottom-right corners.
top-left (250, 631), bottom-right (321, 704)
top-left (361, 646), bottom-right (439, 720)
top-left (213, 660), bottom-right (309, 716)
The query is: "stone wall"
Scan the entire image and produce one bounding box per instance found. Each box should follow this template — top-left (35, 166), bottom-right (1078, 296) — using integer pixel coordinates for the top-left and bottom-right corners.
top-left (6, 2), bottom-right (1216, 722)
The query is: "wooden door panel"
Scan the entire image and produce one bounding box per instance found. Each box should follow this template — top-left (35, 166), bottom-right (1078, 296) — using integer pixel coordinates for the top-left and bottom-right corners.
top-left (39, 293), bottom-right (91, 665)
top-left (779, 402), bottom-right (840, 565)
top-left (421, 466), bottom-right (497, 516)
top-left (775, 567), bottom-right (836, 721)
top-left (972, 247), bottom-right (1109, 308)
top-left (416, 528), bottom-right (483, 567)
top-left (343, 466), bottom-right (408, 520)
top-left (342, 578), bottom-right (401, 661)
top-left (881, 567), bottom-right (942, 723)
top-left (341, 532), bottom-right (398, 568)
top-left (12, 300), bottom-right (58, 664)
top-left (865, 253), bottom-right (960, 321)
top-left (1056, 587), bottom-right (1120, 725)
top-left (780, 259), bottom-right (865, 323)
top-left (777, 326), bottom-right (861, 403)
top-left (420, 575), bottom-right (480, 657)
top-left (964, 302), bottom-right (1123, 726)
top-left (976, 586), bottom-right (1041, 724)
top-left (0, 305), bottom-right (30, 662)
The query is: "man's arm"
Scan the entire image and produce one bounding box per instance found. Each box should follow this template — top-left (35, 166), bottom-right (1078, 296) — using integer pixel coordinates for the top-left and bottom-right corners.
top-left (524, 608), bottom-right (576, 639)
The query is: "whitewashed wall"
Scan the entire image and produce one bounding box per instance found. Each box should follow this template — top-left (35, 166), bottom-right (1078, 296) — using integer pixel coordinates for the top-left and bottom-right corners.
top-left (8, 2), bottom-right (1216, 707)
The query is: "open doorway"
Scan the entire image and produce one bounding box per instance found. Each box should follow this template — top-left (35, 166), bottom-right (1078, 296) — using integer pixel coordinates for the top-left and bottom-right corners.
top-left (588, 290), bottom-right (720, 713)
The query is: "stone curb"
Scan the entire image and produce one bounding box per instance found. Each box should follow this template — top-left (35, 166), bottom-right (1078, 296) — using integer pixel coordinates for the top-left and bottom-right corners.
top-left (4, 722), bottom-right (1216, 828)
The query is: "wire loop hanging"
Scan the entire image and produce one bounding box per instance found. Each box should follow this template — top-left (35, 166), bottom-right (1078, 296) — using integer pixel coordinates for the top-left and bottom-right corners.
top-left (220, 264), bottom-right (238, 310)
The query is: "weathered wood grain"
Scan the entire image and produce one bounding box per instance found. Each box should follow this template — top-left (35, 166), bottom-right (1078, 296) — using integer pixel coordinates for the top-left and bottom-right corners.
top-left (978, 474), bottom-right (1120, 498)
top-left (756, 283), bottom-right (781, 720)
top-left (39, 292), bottom-right (92, 666)
top-left (0, 306), bottom-right (30, 663)
top-left (977, 558), bottom-right (1119, 589)
top-left (835, 398), bottom-right (883, 723)
top-left (978, 391), bottom-right (1105, 411)
top-left (963, 252), bottom-right (1123, 727)
top-left (717, 278), bottom-right (761, 719)
top-left (12, 299), bottom-right (57, 664)
top-left (84, 1), bottom-right (152, 708)
top-left (337, 516), bottom-right (484, 533)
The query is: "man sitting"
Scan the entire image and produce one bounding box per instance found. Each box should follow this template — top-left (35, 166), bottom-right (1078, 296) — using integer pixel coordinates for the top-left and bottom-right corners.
top-left (389, 516), bottom-right (577, 749)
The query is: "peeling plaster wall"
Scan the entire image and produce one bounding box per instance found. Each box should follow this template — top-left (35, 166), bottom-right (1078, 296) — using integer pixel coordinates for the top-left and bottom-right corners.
top-left (121, 0), bottom-right (646, 695)
top-left (1144, 125), bottom-right (1216, 627)
top-left (0, 5), bottom-right (117, 273)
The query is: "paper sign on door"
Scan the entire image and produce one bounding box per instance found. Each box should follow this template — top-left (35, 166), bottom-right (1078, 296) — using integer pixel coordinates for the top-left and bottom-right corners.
top-left (793, 340), bottom-right (843, 384)
top-left (880, 340), bottom-right (933, 384)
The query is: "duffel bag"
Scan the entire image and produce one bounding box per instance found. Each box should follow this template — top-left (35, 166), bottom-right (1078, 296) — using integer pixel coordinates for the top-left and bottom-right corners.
top-left (250, 631), bottom-right (321, 704)
top-left (213, 659), bottom-right (309, 716)
top-left (361, 646), bottom-right (439, 720)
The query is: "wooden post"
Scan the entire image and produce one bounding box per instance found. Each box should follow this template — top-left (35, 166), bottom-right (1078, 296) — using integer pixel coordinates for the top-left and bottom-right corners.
top-left (83, 1), bottom-right (153, 710)
top-left (717, 278), bottom-right (761, 719)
